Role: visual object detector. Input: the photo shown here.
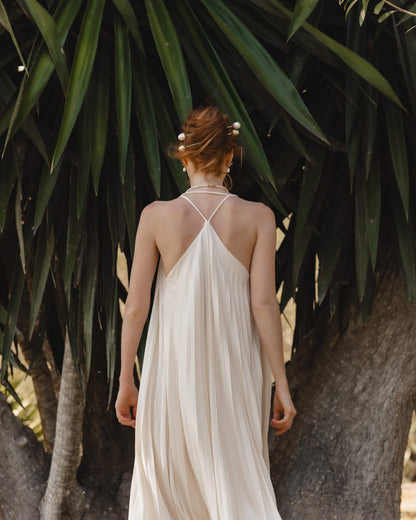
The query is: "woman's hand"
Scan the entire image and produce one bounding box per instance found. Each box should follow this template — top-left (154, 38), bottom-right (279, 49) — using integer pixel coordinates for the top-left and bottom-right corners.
top-left (115, 382), bottom-right (139, 428)
top-left (270, 382), bottom-right (296, 436)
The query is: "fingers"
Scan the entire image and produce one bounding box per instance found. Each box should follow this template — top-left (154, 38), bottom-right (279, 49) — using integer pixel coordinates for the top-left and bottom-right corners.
top-left (270, 407), bottom-right (297, 436)
top-left (115, 386), bottom-right (139, 428)
top-left (115, 400), bottom-right (137, 428)
top-left (116, 408), bottom-right (136, 428)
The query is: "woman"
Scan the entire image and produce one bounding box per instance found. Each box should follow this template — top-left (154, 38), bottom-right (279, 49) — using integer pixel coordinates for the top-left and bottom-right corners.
top-left (115, 106), bottom-right (296, 519)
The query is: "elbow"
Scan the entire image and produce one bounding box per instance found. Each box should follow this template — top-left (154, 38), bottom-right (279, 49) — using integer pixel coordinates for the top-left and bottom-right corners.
top-left (251, 298), bottom-right (279, 313)
top-left (124, 298), bottom-right (150, 321)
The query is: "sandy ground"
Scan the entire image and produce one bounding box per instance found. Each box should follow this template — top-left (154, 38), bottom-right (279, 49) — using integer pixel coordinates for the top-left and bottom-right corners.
top-left (402, 482), bottom-right (416, 519)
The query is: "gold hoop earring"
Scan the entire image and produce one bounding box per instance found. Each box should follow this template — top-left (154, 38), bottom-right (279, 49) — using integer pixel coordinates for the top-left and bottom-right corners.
top-left (223, 173), bottom-right (233, 190)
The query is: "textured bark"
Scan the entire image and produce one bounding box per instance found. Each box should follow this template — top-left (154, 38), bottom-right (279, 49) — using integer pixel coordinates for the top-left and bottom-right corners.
top-left (0, 393), bottom-right (49, 520)
top-left (39, 330), bottom-right (87, 520)
top-left (270, 264), bottom-right (416, 520)
top-left (20, 339), bottom-right (58, 453)
top-left (17, 278), bottom-right (59, 453)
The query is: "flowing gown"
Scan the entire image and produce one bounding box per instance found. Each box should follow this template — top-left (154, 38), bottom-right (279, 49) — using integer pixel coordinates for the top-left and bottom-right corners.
top-left (128, 193), bottom-right (282, 519)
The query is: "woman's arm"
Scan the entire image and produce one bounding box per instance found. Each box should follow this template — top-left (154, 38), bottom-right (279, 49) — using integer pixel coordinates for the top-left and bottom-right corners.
top-left (249, 204), bottom-right (296, 435)
top-left (115, 203), bottom-right (160, 427)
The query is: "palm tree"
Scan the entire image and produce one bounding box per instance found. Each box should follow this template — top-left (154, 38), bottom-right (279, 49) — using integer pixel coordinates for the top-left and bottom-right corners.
top-left (0, 0), bottom-right (414, 518)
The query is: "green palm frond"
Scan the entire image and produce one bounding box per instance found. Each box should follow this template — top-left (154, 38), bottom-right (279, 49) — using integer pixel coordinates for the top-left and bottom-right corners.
top-left (0, 0), bottom-right (414, 396)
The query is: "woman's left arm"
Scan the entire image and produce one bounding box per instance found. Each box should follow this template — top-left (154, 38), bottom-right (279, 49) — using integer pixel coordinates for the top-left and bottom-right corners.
top-left (115, 203), bottom-right (160, 427)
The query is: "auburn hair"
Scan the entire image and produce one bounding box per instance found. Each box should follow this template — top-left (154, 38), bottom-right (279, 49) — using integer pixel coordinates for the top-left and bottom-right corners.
top-left (171, 106), bottom-right (242, 175)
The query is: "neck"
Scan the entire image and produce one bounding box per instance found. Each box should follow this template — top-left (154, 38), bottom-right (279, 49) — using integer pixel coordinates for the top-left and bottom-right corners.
top-left (188, 171), bottom-right (226, 187)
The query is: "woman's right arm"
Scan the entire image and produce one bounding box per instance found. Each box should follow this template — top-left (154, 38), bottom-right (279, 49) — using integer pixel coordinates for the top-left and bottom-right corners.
top-left (249, 204), bottom-right (296, 435)
top-left (115, 204), bottom-right (160, 427)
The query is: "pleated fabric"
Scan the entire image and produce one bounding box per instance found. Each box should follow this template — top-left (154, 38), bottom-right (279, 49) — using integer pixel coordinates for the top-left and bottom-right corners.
top-left (128, 194), bottom-right (282, 520)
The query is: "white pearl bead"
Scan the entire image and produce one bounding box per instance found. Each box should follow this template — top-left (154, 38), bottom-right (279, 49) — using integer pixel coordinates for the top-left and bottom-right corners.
top-left (178, 133), bottom-right (186, 141)
top-left (178, 144), bottom-right (185, 151)
top-left (233, 122), bottom-right (241, 129)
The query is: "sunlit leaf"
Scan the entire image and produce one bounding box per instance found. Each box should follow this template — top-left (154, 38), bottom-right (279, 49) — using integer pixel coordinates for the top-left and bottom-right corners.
top-left (269, 0), bottom-right (404, 108)
top-left (147, 71), bottom-right (188, 193)
top-left (0, 147), bottom-right (18, 232)
top-left (90, 51), bottom-right (110, 195)
top-left (145, 0), bottom-right (192, 122)
top-left (112, 0), bottom-right (144, 53)
top-left (33, 160), bottom-right (62, 233)
top-left (288, 0), bottom-right (319, 40)
top-left (15, 176), bottom-right (25, 273)
top-left (132, 57), bottom-right (161, 197)
top-left (122, 140), bottom-right (137, 254)
top-left (82, 213), bottom-right (98, 378)
top-left (374, 1), bottom-right (385, 15)
top-left (0, 0), bottom-right (27, 73)
top-left (29, 222), bottom-right (54, 337)
top-left (1, 0), bottom-right (82, 142)
top-left (294, 148), bottom-right (325, 246)
top-left (378, 10), bottom-right (395, 23)
top-left (178, 1), bottom-right (279, 192)
top-left (201, 0), bottom-right (328, 142)
top-left (76, 96), bottom-right (91, 219)
top-left (51, 0), bottom-right (105, 171)
top-left (114, 13), bottom-right (132, 181)
top-left (23, 0), bottom-right (69, 90)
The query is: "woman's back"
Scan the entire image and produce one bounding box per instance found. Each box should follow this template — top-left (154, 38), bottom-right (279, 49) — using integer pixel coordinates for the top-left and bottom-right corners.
top-left (149, 193), bottom-right (261, 280)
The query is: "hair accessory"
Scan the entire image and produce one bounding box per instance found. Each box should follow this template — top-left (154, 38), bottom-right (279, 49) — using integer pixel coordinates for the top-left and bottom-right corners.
top-left (178, 120), bottom-right (241, 151)
top-left (178, 141), bottom-right (203, 151)
top-left (227, 121), bottom-right (241, 136)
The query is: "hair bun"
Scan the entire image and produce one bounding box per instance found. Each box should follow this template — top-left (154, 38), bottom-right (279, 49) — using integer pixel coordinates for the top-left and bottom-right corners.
top-left (171, 106), bottom-right (242, 175)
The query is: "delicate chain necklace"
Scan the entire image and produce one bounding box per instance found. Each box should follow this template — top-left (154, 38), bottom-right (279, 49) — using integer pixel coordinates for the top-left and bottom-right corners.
top-left (186, 183), bottom-right (228, 192)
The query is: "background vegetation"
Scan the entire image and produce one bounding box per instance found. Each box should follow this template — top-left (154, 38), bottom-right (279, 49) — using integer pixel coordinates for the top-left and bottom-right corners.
top-left (1, 1), bottom-right (416, 519)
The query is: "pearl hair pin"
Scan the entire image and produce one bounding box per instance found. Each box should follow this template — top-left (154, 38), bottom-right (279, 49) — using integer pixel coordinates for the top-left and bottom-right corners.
top-left (227, 121), bottom-right (241, 136)
top-left (177, 121), bottom-right (241, 150)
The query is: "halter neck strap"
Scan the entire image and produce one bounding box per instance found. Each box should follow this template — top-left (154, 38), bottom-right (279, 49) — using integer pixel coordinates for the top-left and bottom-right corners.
top-left (180, 193), bottom-right (236, 223)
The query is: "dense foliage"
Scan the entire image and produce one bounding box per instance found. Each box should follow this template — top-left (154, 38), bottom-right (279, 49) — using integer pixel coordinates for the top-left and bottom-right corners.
top-left (0, 0), bottom-right (414, 400)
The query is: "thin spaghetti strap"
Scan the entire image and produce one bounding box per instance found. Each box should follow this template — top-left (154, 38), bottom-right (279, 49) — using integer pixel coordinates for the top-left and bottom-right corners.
top-left (207, 194), bottom-right (236, 223)
top-left (180, 195), bottom-right (208, 223)
top-left (180, 193), bottom-right (237, 223)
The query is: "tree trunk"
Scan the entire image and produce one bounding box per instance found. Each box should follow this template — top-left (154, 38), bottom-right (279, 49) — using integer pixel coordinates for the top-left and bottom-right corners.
top-left (39, 329), bottom-right (87, 520)
top-left (0, 393), bottom-right (49, 520)
top-left (270, 263), bottom-right (416, 519)
top-left (17, 275), bottom-right (59, 453)
top-left (19, 339), bottom-right (58, 453)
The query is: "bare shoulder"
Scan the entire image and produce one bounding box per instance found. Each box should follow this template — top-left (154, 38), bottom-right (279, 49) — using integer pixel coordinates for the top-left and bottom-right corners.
top-left (140, 198), bottom-right (176, 219)
top-left (234, 197), bottom-right (275, 226)
top-left (256, 201), bottom-right (276, 226)
top-left (139, 198), bottom-right (185, 233)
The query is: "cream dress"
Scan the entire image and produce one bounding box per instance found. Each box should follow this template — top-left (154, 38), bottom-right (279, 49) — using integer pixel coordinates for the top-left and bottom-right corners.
top-left (128, 193), bottom-right (282, 519)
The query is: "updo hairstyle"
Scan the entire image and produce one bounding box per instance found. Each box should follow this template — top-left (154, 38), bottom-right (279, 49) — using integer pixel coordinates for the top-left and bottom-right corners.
top-left (172, 106), bottom-right (242, 176)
